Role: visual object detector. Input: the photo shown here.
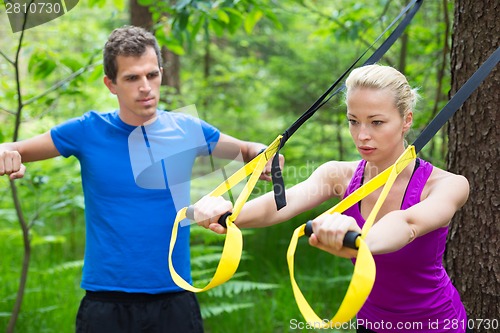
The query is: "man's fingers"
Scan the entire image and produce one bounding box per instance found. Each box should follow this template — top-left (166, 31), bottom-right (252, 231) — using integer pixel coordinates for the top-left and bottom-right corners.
top-left (0, 152), bottom-right (23, 177)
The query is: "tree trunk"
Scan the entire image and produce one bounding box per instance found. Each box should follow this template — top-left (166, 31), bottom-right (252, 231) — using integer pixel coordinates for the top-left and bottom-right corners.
top-left (129, 0), bottom-right (153, 30)
top-left (129, 0), bottom-right (181, 94)
top-left (446, 0), bottom-right (499, 330)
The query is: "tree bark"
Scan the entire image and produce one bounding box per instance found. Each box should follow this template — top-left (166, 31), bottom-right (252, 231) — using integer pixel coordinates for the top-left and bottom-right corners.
top-left (446, 0), bottom-right (499, 329)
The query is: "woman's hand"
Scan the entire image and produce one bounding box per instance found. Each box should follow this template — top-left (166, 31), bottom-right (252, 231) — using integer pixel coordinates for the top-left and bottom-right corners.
top-left (308, 212), bottom-right (361, 259)
top-left (191, 195), bottom-right (233, 234)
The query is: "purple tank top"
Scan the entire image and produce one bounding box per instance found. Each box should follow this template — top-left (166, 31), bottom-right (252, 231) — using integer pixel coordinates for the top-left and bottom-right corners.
top-left (343, 159), bottom-right (467, 333)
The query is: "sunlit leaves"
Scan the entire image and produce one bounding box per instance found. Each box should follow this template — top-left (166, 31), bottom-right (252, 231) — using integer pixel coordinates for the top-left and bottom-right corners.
top-left (147, 0), bottom-right (282, 55)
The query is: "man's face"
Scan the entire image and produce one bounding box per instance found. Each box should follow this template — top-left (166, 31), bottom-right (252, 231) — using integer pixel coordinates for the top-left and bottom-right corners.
top-left (104, 46), bottom-right (163, 126)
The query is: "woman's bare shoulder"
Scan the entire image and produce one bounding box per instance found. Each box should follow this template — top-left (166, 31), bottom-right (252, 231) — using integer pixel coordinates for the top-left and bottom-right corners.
top-left (424, 167), bottom-right (469, 202)
top-left (311, 160), bottom-right (361, 197)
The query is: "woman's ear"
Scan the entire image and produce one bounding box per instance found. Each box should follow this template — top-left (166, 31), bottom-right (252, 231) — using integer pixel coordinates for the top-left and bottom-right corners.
top-left (403, 111), bottom-right (413, 134)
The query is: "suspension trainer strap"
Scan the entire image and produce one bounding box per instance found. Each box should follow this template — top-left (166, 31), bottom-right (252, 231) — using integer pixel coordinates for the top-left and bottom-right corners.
top-left (288, 147), bottom-right (416, 328)
top-left (168, 136), bottom-right (282, 292)
top-left (288, 46), bottom-right (499, 327)
top-left (413, 45), bottom-right (500, 152)
top-left (168, 0), bottom-right (424, 293)
top-left (271, 0), bottom-right (424, 210)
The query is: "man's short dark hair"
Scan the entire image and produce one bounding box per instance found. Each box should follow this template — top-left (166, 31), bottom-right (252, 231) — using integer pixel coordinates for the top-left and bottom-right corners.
top-left (103, 26), bottom-right (162, 83)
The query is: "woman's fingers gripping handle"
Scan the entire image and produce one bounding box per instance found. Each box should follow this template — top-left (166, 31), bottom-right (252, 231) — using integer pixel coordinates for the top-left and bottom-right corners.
top-left (186, 196), bottom-right (233, 234)
top-left (304, 219), bottom-right (361, 250)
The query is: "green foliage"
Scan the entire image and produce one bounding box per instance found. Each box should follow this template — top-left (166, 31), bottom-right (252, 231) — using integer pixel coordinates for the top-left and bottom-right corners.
top-left (0, 0), bottom-right (454, 331)
top-left (147, 0), bottom-right (282, 55)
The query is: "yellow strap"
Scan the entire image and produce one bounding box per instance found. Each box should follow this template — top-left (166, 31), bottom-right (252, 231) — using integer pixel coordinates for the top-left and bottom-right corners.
top-left (168, 136), bottom-right (282, 292)
top-left (287, 146), bottom-right (416, 328)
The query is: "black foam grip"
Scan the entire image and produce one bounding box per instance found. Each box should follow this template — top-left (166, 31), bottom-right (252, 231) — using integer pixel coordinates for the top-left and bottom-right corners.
top-left (304, 220), bottom-right (360, 250)
top-left (217, 212), bottom-right (232, 228)
top-left (342, 231), bottom-right (361, 250)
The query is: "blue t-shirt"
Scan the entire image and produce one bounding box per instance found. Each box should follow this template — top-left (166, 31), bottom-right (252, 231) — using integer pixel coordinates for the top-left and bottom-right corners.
top-left (51, 110), bottom-right (220, 293)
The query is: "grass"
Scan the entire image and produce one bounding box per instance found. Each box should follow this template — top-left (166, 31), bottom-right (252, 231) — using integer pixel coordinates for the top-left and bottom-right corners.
top-left (1, 178), bottom-right (355, 332)
top-left (200, 220), bottom-right (356, 333)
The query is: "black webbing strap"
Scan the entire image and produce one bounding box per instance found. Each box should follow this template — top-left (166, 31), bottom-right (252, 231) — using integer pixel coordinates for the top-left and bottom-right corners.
top-left (413, 46), bottom-right (500, 153)
top-left (271, 0), bottom-right (424, 209)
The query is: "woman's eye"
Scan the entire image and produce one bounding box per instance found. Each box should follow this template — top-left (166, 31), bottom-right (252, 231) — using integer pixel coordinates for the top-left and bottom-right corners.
top-left (348, 119), bottom-right (358, 125)
top-left (372, 121), bottom-right (383, 126)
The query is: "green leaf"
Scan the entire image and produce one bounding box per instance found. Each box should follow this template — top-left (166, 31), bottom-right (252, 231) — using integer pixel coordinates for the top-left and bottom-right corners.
top-left (200, 302), bottom-right (253, 318)
top-left (88, 0), bottom-right (106, 8)
top-left (31, 234), bottom-right (66, 247)
top-left (174, 0), bottom-right (192, 10)
top-left (190, 15), bottom-right (206, 40)
top-left (215, 9), bottom-right (230, 24)
top-left (262, 8), bottom-right (282, 30)
top-left (112, 0), bottom-right (125, 10)
top-left (244, 9), bottom-right (263, 34)
top-left (164, 40), bottom-right (185, 56)
top-left (177, 12), bottom-right (190, 31)
top-left (45, 260), bottom-right (84, 275)
top-left (137, 0), bottom-right (154, 6)
top-left (28, 50), bottom-right (57, 80)
top-left (210, 18), bottom-right (226, 37)
top-left (225, 9), bottom-right (243, 34)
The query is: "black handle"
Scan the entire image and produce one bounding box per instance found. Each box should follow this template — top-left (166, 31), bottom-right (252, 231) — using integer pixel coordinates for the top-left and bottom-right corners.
top-left (186, 206), bottom-right (231, 228)
top-left (217, 212), bottom-right (232, 228)
top-left (186, 205), bottom-right (195, 220)
top-left (304, 220), bottom-right (361, 250)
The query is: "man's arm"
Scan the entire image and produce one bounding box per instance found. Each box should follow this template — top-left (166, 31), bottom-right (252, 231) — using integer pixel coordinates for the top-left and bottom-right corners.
top-left (0, 131), bottom-right (60, 179)
top-left (211, 133), bottom-right (283, 181)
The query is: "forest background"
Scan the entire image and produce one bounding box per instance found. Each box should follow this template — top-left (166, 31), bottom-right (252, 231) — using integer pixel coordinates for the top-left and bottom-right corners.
top-left (0, 0), bottom-right (498, 332)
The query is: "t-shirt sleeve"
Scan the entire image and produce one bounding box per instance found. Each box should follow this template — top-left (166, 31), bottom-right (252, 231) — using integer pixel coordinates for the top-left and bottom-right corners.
top-left (199, 118), bottom-right (220, 156)
top-left (50, 115), bottom-right (86, 158)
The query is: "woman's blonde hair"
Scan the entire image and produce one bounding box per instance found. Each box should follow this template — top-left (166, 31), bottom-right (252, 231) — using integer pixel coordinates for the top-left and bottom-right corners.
top-left (345, 64), bottom-right (419, 118)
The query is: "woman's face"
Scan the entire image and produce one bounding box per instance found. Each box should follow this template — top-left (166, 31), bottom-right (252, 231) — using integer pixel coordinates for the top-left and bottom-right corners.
top-left (346, 87), bottom-right (412, 167)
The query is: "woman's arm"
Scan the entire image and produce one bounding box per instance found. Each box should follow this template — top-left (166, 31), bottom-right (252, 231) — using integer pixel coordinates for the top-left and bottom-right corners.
top-left (309, 170), bottom-right (470, 257)
top-left (195, 161), bottom-right (354, 234)
top-left (365, 172), bottom-right (469, 254)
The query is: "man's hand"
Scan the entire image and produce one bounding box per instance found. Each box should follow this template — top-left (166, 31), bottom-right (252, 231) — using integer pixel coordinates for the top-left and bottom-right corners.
top-left (260, 153), bottom-right (285, 181)
top-left (0, 150), bottom-right (26, 180)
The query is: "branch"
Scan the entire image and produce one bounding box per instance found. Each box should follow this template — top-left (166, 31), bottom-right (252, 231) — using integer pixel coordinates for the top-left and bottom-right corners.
top-left (12, 14), bottom-right (28, 142)
top-left (22, 60), bottom-right (101, 107)
top-left (0, 49), bottom-right (15, 66)
top-left (6, 180), bottom-right (31, 333)
top-left (0, 104), bottom-right (16, 115)
top-left (300, 2), bottom-right (373, 48)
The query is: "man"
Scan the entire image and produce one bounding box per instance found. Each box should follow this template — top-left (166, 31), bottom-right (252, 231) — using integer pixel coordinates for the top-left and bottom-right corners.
top-left (0, 26), bottom-right (281, 333)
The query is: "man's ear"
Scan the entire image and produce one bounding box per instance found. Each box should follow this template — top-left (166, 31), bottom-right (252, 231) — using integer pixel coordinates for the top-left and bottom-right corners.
top-left (104, 76), bottom-right (117, 95)
top-left (403, 111), bottom-right (413, 134)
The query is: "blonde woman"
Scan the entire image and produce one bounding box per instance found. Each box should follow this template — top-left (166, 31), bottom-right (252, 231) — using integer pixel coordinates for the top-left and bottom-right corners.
top-left (193, 64), bottom-right (471, 333)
